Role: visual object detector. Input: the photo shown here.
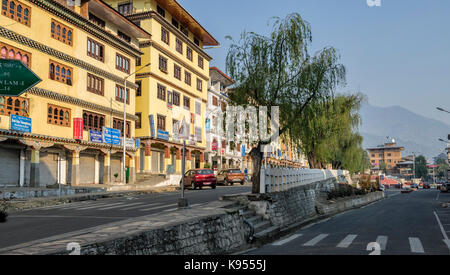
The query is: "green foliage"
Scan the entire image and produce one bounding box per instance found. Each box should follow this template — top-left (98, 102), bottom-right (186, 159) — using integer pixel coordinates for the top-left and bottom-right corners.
top-left (436, 158), bottom-right (448, 179)
top-left (414, 155), bottom-right (428, 179)
top-left (226, 13), bottom-right (346, 193)
top-left (204, 163), bottom-right (211, 169)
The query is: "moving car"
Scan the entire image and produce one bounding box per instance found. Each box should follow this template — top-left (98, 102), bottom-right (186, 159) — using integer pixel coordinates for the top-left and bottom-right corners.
top-left (181, 169), bottom-right (217, 190)
top-left (216, 169), bottom-right (245, 186)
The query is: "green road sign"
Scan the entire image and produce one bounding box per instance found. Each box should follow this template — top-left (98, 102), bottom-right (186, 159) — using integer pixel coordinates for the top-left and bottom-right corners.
top-left (0, 59), bottom-right (41, 96)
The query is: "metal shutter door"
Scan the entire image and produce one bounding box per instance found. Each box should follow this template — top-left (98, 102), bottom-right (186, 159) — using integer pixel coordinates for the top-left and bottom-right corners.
top-left (110, 156), bottom-right (122, 182)
top-left (79, 154), bottom-right (95, 184)
top-left (40, 152), bottom-right (58, 186)
top-left (0, 147), bottom-right (20, 187)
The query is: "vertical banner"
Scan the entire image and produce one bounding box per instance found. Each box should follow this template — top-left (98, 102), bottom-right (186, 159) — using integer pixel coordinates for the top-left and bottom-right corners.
top-left (149, 114), bottom-right (155, 138)
top-left (73, 118), bottom-right (83, 140)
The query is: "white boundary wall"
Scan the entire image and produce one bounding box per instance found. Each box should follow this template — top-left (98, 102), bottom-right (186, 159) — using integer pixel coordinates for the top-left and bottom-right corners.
top-left (260, 166), bottom-right (349, 193)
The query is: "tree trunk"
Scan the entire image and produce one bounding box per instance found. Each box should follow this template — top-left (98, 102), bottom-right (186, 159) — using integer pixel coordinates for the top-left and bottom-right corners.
top-left (250, 144), bottom-right (263, 194)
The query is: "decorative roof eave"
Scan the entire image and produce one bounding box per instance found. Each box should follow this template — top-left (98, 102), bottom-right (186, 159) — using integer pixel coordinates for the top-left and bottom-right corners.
top-left (0, 129), bottom-right (138, 152)
top-left (27, 0), bottom-right (143, 58)
top-left (131, 11), bottom-right (213, 61)
top-left (0, 26), bottom-right (138, 90)
top-left (138, 136), bottom-right (206, 151)
top-left (27, 87), bottom-right (139, 121)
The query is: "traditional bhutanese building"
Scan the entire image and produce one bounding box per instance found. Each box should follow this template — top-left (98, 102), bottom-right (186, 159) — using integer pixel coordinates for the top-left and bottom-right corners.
top-left (105, 0), bottom-right (218, 175)
top-left (0, 0), bottom-right (150, 187)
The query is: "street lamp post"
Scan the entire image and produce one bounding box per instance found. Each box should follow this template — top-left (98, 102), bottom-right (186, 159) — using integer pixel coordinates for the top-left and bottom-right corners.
top-left (121, 63), bottom-right (150, 185)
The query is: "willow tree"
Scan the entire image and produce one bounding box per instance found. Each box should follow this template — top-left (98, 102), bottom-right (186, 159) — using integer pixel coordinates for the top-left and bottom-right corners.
top-left (226, 13), bottom-right (346, 193)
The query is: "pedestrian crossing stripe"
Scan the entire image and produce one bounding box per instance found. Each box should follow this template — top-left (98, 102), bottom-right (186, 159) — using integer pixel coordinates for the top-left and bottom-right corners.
top-left (302, 234), bottom-right (329, 246)
top-left (336, 234), bottom-right (357, 248)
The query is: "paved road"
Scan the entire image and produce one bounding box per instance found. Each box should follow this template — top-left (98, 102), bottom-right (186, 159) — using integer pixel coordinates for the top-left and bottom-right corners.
top-left (246, 189), bottom-right (450, 255)
top-left (0, 184), bottom-right (251, 249)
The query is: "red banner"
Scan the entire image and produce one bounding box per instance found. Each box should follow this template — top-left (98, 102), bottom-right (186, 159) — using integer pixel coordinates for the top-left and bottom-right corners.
top-left (73, 118), bottom-right (83, 140)
top-left (212, 141), bottom-right (217, 151)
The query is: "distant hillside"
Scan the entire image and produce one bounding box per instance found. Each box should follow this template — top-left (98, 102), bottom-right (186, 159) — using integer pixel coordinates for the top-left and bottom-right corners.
top-left (359, 104), bottom-right (450, 160)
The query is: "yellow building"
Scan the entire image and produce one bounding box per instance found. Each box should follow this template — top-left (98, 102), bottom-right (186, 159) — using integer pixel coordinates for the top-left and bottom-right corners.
top-left (105, 0), bottom-right (218, 175)
top-left (0, 0), bottom-right (150, 187)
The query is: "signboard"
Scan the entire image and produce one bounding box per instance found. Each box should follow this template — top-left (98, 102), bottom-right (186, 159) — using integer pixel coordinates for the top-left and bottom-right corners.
top-left (103, 127), bottom-right (121, 145)
top-left (0, 60), bottom-right (41, 96)
top-left (242, 145), bottom-right (246, 157)
top-left (10, 114), bottom-right (31, 133)
top-left (135, 139), bottom-right (141, 149)
top-left (157, 129), bottom-right (169, 141)
top-left (149, 115), bottom-right (155, 138)
top-left (205, 118), bottom-right (211, 133)
top-left (174, 117), bottom-right (190, 140)
top-left (89, 130), bottom-right (103, 143)
top-left (73, 118), bottom-right (83, 140)
top-left (212, 140), bottom-right (217, 151)
top-left (121, 137), bottom-right (135, 148)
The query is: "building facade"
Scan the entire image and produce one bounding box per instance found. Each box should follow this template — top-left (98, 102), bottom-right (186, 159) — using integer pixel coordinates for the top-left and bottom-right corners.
top-left (105, 0), bottom-right (218, 175)
top-left (367, 139), bottom-right (404, 175)
top-left (0, 0), bottom-right (150, 187)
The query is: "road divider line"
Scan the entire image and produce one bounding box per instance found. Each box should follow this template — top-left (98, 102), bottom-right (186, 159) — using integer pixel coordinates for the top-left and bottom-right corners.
top-left (443, 240), bottom-right (450, 252)
top-left (272, 234), bottom-right (303, 246)
top-left (434, 211), bottom-right (449, 240)
top-left (376, 236), bottom-right (388, 251)
top-left (302, 234), bottom-right (329, 246)
top-left (409, 237), bottom-right (425, 253)
top-left (336, 234), bottom-right (357, 248)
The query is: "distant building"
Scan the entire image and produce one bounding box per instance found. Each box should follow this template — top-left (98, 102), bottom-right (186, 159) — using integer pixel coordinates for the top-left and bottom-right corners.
top-left (367, 138), bottom-right (404, 175)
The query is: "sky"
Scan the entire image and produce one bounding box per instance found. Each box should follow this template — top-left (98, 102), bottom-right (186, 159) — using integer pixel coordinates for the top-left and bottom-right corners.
top-left (178, 0), bottom-right (450, 125)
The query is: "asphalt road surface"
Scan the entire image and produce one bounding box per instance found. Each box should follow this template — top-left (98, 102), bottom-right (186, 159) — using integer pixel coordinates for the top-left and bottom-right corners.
top-left (0, 184), bottom-right (251, 249)
top-left (246, 189), bottom-right (450, 255)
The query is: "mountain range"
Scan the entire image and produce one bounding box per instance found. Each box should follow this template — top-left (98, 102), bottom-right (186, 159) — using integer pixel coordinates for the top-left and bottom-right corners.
top-left (358, 104), bottom-right (450, 161)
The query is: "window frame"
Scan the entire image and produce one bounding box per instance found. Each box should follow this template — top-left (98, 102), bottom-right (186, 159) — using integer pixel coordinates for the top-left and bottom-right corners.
top-left (47, 104), bottom-right (71, 127)
top-left (87, 37), bottom-right (104, 62)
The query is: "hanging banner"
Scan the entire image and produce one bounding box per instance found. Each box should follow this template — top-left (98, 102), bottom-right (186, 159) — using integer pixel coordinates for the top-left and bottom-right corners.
top-left (73, 118), bottom-right (83, 140)
top-left (149, 114), bottom-right (155, 138)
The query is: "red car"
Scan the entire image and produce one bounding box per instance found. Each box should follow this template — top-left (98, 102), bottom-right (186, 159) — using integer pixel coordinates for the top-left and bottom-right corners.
top-left (182, 169), bottom-right (217, 190)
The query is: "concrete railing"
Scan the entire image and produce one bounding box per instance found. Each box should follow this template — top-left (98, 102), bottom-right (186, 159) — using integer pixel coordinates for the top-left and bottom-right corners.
top-left (260, 166), bottom-right (349, 193)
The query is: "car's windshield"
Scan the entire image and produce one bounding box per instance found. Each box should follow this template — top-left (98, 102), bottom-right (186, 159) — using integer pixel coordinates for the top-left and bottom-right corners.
top-left (196, 170), bottom-right (213, 175)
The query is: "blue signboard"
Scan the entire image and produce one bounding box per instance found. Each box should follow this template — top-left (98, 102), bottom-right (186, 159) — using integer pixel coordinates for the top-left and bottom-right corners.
top-left (205, 118), bottom-right (210, 133)
top-left (242, 145), bottom-right (246, 157)
top-left (89, 130), bottom-right (103, 143)
top-left (10, 114), bottom-right (31, 133)
top-left (278, 149), bottom-right (281, 157)
top-left (135, 138), bottom-right (141, 149)
top-left (157, 129), bottom-right (169, 141)
top-left (103, 127), bottom-right (121, 145)
top-left (149, 115), bottom-right (155, 138)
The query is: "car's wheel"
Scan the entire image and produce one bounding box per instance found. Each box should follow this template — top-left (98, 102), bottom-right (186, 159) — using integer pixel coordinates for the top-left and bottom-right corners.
top-left (240, 181), bottom-right (245, 185)
top-left (212, 185), bottom-right (216, 189)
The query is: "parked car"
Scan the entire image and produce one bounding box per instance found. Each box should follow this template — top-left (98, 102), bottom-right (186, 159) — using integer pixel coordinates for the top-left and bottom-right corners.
top-left (440, 182), bottom-right (450, 193)
top-left (216, 169), bottom-right (245, 186)
top-left (181, 169), bottom-right (217, 190)
top-left (422, 183), bottom-right (430, 189)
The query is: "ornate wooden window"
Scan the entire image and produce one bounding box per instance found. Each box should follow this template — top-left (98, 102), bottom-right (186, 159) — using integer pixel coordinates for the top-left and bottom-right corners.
top-left (176, 38), bottom-right (183, 54)
top-left (157, 5), bottom-right (165, 18)
top-left (115, 84), bottom-right (130, 105)
top-left (0, 41), bottom-right (31, 67)
top-left (198, 56), bottom-right (204, 69)
top-left (185, 71), bottom-right (191, 86)
top-left (83, 110), bottom-right (105, 132)
top-left (0, 96), bottom-right (28, 116)
top-left (172, 91), bottom-right (180, 106)
top-left (49, 60), bottom-right (72, 85)
top-left (156, 114), bottom-right (165, 131)
top-left (51, 19), bottom-right (73, 46)
top-left (118, 30), bottom-right (131, 43)
top-left (116, 53), bottom-right (130, 73)
top-left (161, 27), bottom-right (169, 44)
top-left (157, 83), bottom-right (166, 101)
top-left (196, 78), bottom-right (202, 92)
top-left (87, 73), bottom-right (104, 96)
top-left (113, 118), bottom-right (130, 138)
top-left (180, 25), bottom-right (188, 37)
top-left (88, 12), bottom-right (105, 28)
top-left (159, 55), bottom-right (167, 73)
top-left (47, 104), bottom-right (70, 127)
top-left (135, 112), bottom-right (141, 129)
top-left (174, 64), bottom-right (181, 80)
top-left (118, 2), bottom-right (133, 16)
top-left (194, 37), bottom-right (200, 47)
top-left (183, 96), bottom-right (190, 110)
top-left (87, 38), bottom-right (104, 62)
top-left (186, 47), bottom-right (193, 61)
top-left (212, 96), bottom-right (218, 106)
top-left (136, 80), bottom-right (142, 96)
top-left (1, 0), bottom-right (30, 26)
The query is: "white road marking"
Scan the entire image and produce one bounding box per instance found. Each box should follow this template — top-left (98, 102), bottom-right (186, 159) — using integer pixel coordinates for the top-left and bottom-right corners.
top-left (336, 234), bottom-right (357, 248)
top-left (75, 202), bottom-right (122, 210)
top-left (443, 240), bottom-right (450, 252)
top-left (139, 204), bottom-right (178, 212)
top-left (302, 234), bottom-right (329, 246)
top-left (162, 208), bottom-right (178, 212)
top-left (409, 237), bottom-right (425, 253)
top-left (97, 202), bottom-right (142, 210)
top-left (434, 211), bottom-right (449, 240)
top-left (376, 236), bottom-right (388, 251)
top-left (272, 234), bottom-right (303, 246)
top-left (118, 202), bottom-right (151, 211)
top-left (436, 191), bottom-right (440, 201)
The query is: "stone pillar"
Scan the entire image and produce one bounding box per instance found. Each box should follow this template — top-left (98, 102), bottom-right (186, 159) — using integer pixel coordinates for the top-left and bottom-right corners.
top-left (103, 151), bottom-right (111, 184)
top-left (129, 154), bottom-right (136, 184)
top-left (176, 148), bottom-right (182, 174)
top-left (144, 144), bottom-right (151, 172)
top-left (71, 150), bottom-right (80, 186)
top-left (200, 152), bottom-right (205, 169)
top-left (186, 150), bottom-right (191, 170)
top-left (164, 146), bottom-right (170, 174)
top-left (30, 148), bottom-right (40, 187)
